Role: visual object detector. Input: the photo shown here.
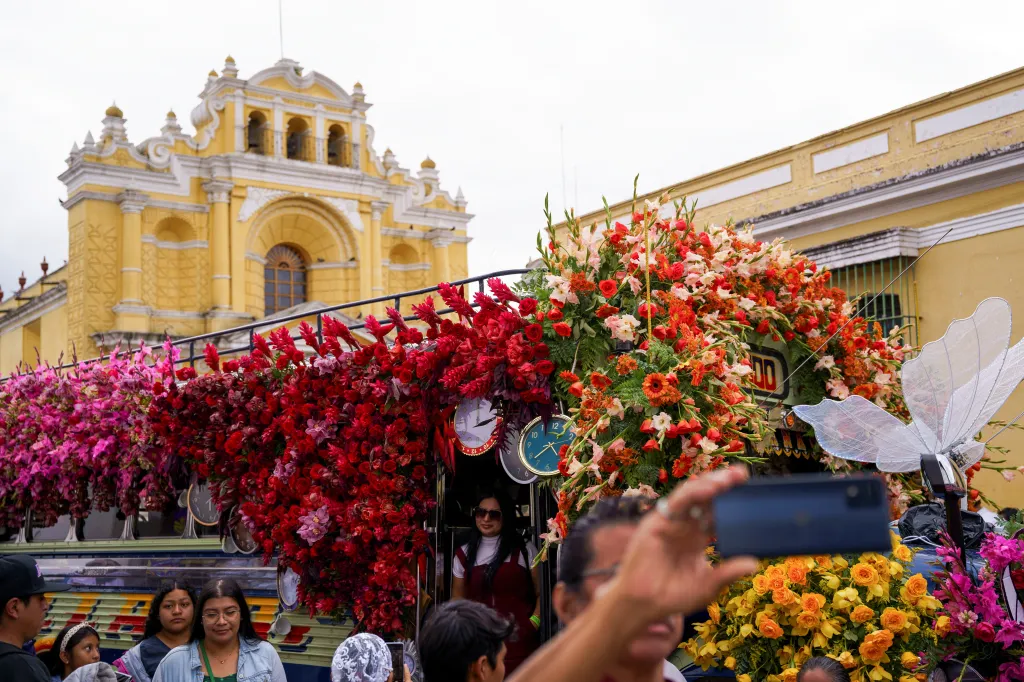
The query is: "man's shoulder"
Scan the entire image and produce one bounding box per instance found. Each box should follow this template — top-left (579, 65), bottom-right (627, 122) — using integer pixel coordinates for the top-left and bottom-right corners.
top-left (0, 644), bottom-right (51, 682)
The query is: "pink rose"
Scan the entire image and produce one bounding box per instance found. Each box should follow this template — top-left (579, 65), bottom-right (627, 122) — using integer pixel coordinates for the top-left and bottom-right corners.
top-left (973, 621), bottom-right (995, 642)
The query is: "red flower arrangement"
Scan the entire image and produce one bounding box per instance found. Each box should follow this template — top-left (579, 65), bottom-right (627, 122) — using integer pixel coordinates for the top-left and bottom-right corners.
top-left (151, 280), bottom-right (550, 635)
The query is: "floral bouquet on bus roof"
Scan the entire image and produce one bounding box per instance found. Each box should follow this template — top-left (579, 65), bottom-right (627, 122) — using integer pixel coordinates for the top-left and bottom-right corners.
top-left (518, 181), bottom-right (915, 545)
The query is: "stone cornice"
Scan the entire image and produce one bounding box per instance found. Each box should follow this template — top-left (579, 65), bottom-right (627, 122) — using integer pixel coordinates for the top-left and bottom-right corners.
top-left (750, 145), bottom-right (1024, 242)
top-left (0, 283), bottom-right (67, 335)
top-left (800, 201), bottom-right (1024, 269)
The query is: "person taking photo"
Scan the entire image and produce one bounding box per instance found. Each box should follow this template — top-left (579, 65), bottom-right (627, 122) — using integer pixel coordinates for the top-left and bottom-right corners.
top-left (507, 467), bottom-right (758, 682)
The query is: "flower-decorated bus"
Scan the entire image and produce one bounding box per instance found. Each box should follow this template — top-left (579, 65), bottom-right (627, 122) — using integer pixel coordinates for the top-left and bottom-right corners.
top-left (3, 191), bottom-right (1021, 682)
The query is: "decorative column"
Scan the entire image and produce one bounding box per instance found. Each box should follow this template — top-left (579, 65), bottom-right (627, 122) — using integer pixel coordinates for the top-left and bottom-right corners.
top-left (204, 180), bottom-right (234, 311)
top-left (114, 190), bottom-right (149, 332)
top-left (370, 201), bottom-right (388, 316)
top-left (429, 229), bottom-right (452, 284)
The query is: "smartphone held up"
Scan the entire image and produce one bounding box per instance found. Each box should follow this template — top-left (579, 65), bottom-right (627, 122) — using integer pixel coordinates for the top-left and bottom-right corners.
top-left (712, 473), bottom-right (892, 559)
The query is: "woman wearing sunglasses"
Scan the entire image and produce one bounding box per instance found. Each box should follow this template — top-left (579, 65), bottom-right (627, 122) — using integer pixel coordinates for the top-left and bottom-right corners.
top-left (451, 489), bottom-right (539, 676)
top-left (152, 578), bottom-right (285, 682)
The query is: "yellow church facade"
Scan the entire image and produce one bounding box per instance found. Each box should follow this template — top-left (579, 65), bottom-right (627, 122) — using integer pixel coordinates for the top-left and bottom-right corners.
top-left (0, 57), bottom-right (471, 371)
top-left (563, 66), bottom-right (1024, 507)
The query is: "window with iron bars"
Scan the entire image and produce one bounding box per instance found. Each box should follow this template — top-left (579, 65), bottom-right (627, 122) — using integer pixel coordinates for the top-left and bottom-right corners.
top-left (828, 256), bottom-right (918, 347)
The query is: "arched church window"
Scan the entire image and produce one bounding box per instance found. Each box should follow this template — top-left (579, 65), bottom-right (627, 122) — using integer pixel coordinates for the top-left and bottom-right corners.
top-left (247, 111), bottom-right (268, 154)
top-left (264, 245), bottom-right (307, 314)
top-left (286, 118), bottom-right (310, 161)
top-left (327, 124), bottom-right (347, 167)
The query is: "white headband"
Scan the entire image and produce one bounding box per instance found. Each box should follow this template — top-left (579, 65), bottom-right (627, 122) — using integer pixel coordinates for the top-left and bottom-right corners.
top-left (59, 622), bottom-right (94, 655)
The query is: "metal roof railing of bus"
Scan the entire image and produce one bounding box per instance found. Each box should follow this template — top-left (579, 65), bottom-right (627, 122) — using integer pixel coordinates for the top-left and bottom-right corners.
top-left (1, 269), bottom-right (532, 379)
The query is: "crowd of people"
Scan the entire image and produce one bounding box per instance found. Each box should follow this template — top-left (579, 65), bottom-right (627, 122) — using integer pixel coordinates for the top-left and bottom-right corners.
top-left (0, 467), bottom-right (854, 682)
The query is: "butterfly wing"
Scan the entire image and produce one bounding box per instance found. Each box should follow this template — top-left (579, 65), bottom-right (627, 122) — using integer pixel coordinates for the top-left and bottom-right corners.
top-left (901, 298), bottom-right (1018, 454)
top-left (793, 395), bottom-right (924, 472)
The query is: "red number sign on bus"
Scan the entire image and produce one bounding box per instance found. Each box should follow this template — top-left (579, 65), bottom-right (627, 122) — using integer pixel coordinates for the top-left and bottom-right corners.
top-left (747, 346), bottom-right (790, 403)
top-left (751, 356), bottom-right (778, 393)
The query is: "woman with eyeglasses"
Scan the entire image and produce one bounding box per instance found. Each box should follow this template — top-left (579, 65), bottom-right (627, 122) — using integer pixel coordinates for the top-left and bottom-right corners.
top-left (152, 578), bottom-right (285, 682)
top-left (451, 489), bottom-right (539, 676)
top-left (114, 582), bottom-right (196, 682)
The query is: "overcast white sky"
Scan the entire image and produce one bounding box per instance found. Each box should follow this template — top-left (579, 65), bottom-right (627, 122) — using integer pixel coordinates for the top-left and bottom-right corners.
top-left (1, 0), bottom-right (1023, 296)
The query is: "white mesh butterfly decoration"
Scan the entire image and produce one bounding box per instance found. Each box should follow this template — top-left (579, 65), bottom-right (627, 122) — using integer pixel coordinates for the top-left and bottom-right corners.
top-left (793, 297), bottom-right (1024, 482)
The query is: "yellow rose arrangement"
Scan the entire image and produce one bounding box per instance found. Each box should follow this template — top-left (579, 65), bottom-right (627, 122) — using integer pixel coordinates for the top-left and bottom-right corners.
top-left (683, 534), bottom-right (940, 682)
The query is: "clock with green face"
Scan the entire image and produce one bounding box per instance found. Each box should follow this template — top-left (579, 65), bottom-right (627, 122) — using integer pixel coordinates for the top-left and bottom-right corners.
top-left (518, 415), bottom-right (575, 477)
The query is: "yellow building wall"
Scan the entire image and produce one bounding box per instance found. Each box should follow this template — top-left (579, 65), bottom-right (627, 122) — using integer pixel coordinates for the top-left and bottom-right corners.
top-left (0, 326), bottom-right (24, 371)
top-left (40, 306), bottom-right (68, 365)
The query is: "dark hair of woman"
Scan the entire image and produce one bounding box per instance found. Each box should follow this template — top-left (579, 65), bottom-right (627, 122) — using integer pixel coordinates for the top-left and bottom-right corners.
top-left (798, 656), bottom-right (852, 682)
top-left (143, 581), bottom-right (197, 639)
top-left (39, 623), bottom-right (100, 677)
top-left (462, 489), bottom-right (529, 594)
top-left (190, 578), bottom-right (259, 643)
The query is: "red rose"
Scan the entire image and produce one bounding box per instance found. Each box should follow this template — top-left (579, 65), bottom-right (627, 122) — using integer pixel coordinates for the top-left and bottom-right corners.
top-left (225, 431), bottom-right (245, 455)
top-left (519, 298), bottom-right (538, 316)
top-left (596, 304), bottom-right (619, 319)
top-left (524, 324), bottom-right (544, 342)
top-left (536, 360), bottom-right (555, 375)
top-left (553, 322), bottom-right (572, 337)
top-left (658, 468), bottom-right (668, 484)
top-left (706, 428), bottom-right (721, 442)
top-left (640, 419), bottom-right (656, 434)
top-left (974, 622), bottom-right (996, 642)
top-left (548, 308), bottom-right (564, 321)
top-left (783, 331), bottom-right (795, 341)
top-left (756, 320), bottom-right (770, 334)
top-left (599, 279), bottom-right (618, 298)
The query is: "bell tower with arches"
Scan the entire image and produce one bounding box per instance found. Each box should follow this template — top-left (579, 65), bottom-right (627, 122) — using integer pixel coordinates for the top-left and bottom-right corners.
top-left (0, 56), bottom-right (473, 370)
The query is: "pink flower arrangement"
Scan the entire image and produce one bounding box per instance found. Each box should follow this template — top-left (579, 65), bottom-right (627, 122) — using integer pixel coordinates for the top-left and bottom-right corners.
top-left (0, 346), bottom-right (170, 530)
top-left (932, 532), bottom-right (1024, 681)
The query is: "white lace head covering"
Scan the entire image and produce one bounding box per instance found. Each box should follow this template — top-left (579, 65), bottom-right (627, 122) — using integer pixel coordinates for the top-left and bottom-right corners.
top-left (331, 633), bottom-right (394, 682)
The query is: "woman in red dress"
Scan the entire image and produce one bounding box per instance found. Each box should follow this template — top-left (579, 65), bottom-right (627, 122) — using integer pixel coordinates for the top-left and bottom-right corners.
top-left (451, 490), bottom-right (540, 675)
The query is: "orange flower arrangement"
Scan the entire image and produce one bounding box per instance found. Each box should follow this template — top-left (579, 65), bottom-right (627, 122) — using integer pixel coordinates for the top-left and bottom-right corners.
top-left (684, 534), bottom-right (939, 682)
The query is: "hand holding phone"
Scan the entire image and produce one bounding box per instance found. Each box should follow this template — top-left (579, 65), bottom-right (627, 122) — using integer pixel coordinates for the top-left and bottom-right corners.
top-left (712, 473), bottom-right (892, 558)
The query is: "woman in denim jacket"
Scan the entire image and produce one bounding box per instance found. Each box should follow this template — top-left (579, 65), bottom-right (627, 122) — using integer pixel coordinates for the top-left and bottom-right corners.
top-left (153, 579), bottom-right (286, 682)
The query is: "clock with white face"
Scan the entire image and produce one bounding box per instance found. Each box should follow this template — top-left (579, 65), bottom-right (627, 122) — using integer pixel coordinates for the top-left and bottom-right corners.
top-left (453, 397), bottom-right (502, 456)
top-left (278, 566), bottom-right (300, 612)
top-left (187, 481), bottom-right (220, 527)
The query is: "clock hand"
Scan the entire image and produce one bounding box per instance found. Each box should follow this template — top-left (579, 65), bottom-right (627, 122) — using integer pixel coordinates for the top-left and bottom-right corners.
top-left (474, 417), bottom-right (496, 427)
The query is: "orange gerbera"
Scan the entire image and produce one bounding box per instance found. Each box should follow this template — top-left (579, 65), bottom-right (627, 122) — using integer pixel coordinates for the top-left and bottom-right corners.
top-left (649, 385), bottom-right (681, 407)
top-left (643, 373), bottom-right (669, 400)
